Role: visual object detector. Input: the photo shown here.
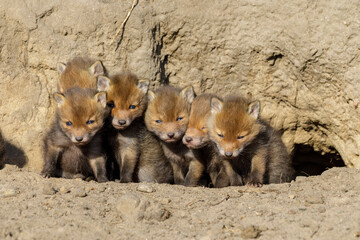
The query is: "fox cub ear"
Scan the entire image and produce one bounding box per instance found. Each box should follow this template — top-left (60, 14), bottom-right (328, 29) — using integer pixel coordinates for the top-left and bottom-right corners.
top-left (97, 76), bottom-right (111, 91)
top-left (89, 61), bottom-right (104, 77)
top-left (180, 86), bottom-right (195, 104)
top-left (248, 100), bottom-right (260, 119)
top-left (147, 90), bottom-right (156, 102)
top-left (137, 79), bottom-right (150, 94)
top-left (53, 92), bottom-right (66, 107)
top-left (210, 97), bottom-right (223, 114)
top-left (95, 92), bottom-right (107, 108)
top-left (56, 63), bottom-right (67, 75)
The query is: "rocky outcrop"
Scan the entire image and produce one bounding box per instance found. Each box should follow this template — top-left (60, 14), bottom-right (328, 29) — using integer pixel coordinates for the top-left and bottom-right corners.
top-left (0, 0), bottom-right (359, 170)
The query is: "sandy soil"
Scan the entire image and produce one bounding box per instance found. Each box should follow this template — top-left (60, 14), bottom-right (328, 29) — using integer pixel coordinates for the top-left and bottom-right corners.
top-left (0, 165), bottom-right (359, 240)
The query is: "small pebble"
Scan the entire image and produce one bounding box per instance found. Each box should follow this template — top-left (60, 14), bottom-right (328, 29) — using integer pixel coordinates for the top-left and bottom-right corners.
top-left (59, 186), bottom-right (70, 194)
top-left (317, 206), bottom-right (326, 213)
top-left (98, 186), bottom-right (106, 193)
top-left (241, 225), bottom-right (261, 239)
top-left (116, 193), bottom-right (141, 220)
top-left (179, 211), bottom-right (187, 218)
top-left (143, 201), bottom-right (171, 221)
top-left (288, 209), bottom-right (296, 215)
top-left (85, 186), bottom-right (95, 192)
top-left (0, 188), bottom-right (17, 198)
top-left (73, 188), bottom-right (87, 197)
top-left (42, 185), bottom-right (56, 195)
top-left (160, 198), bottom-right (171, 204)
top-left (288, 194), bottom-right (295, 199)
top-left (136, 183), bottom-right (155, 193)
top-left (305, 195), bottom-right (324, 204)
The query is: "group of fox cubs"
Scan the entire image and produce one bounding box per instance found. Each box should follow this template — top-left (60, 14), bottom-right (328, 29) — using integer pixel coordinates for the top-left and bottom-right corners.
top-left (40, 57), bottom-right (295, 188)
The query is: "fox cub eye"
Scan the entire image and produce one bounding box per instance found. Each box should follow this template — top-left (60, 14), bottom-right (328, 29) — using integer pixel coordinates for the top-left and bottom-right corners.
top-left (86, 120), bottom-right (95, 125)
top-left (237, 136), bottom-right (245, 140)
top-left (129, 105), bottom-right (136, 109)
top-left (156, 120), bottom-right (163, 124)
top-left (200, 126), bottom-right (207, 130)
top-left (217, 133), bottom-right (224, 138)
top-left (176, 117), bottom-right (183, 121)
top-left (66, 121), bottom-right (72, 126)
top-left (107, 102), bottom-right (115, 108)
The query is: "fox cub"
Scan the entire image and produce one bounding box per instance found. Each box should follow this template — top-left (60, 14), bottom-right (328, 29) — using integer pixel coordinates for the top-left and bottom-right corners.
top-left (57, 57), bottom-right (105, 93)
top-left (97, 73), bottom-right (149, 182)
top-left (41, 88), bottom-right (109, 181)
top-left (41, 57), bottom-right (109, 182)
top-left (208, 95), bottom-right (294, 187)
top-left (182, 94), bottom-right (230, 187)
top-left (144, 85), bottom-right (206, 186)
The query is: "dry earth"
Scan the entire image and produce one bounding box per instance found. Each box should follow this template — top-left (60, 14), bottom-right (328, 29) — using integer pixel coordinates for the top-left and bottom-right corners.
top-left (0, 165), bottom-right (359, 240)
top-left (0, 0), bottom-right (359, 170)
top-left (1, 1), bottom-right (360, 239)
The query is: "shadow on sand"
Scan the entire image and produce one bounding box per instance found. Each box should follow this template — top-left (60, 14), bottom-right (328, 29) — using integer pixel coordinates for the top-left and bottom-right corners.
top-left (0, 141), bottom-right (27, 169)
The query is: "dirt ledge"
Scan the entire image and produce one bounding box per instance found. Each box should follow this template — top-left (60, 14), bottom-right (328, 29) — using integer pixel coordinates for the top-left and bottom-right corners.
top-left (0, 165), bottom-right (359, 239)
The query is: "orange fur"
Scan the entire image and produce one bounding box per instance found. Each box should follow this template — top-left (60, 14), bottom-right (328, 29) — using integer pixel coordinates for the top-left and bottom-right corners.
top-left (144, 85), bottom-right (205, 186)
top-left (56, 88), bottom-right (107, 145)
top-left (42, 87), bottom-right (109, 182)
top-left (145, 86), bottom-right (191, 143)
top-left (208, 96), bottom-right (261, 157)
top-left (183, 94), bottom-right (215, 149)
top-left (106, 73), bottom-right (148, 130)
top-left (57, 57), bottom-right (104, 93)
top-left (183, 94), bottom-right (230, 187)
top-left (208, 95), bottom-right (294, 187)
top-left (100, 72), bottom-right (149, 182)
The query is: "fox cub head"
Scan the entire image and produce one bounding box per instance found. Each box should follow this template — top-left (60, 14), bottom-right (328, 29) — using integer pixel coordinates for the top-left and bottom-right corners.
top-left (57, 57), bottom-right (105, 93)
top-left (208, 95), bottom-right (263, 159)
top-left (97, 73), bottom-right (149, 130)
top-left (54, 88), bottom-right (108, 146)
top-left (182, 94), bottom-right (215, 149)
top-left (145, 85), bottom-right (195, 143)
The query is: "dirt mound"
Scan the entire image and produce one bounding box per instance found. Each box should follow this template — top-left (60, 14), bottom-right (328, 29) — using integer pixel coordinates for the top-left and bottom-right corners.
top-left (0, 165), bottom-right (359, 239)
top-left (0, 0), bottom-right (358, 170)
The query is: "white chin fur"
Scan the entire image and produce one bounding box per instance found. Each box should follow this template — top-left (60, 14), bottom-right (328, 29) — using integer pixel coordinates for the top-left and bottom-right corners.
top-left (160, 134), bottom-right (181, 142)
top-left (162, 138), bottom-right (179, 143)
top-left (219, 149), bottom-right (225, 156)
top-left (70, 133), bottom-right (94, 145)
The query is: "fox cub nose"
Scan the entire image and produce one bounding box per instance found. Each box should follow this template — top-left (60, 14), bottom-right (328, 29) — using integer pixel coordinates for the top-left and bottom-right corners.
top-left (225, 151), bottom-right (233, 157)
top-left (167, 132), bottom-right (175, 138)
top-left (118, 120), bottom-right (127, 125)
top-left (75, 136), bottom-right (83, 142)
top-left (185, 136), bottom-right (192, 143)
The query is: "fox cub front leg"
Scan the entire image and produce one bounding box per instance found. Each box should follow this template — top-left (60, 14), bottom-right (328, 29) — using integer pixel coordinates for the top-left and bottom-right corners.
top-left (41, 140), bottom-right (61, 178)
top-left (246, 149), bottom-right (267, 187)
top-left (184, 158), bottom-right (205, 187)
top-left (223, 160), bottom-right (243, 186)
top-left (88, 155), bottom-right (108, 183)
top-left (118, 147), bottom-right (138, 183)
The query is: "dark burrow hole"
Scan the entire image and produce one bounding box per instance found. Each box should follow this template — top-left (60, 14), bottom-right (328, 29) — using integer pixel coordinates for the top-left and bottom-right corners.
top-left (292, 144), bottom-right (345, 176)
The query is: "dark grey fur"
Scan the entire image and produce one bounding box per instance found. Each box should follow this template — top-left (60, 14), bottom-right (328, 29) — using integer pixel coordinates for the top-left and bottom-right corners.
top-left (136, 130), bottom-right (173, 184)
top-left (0, 130), bottom-right (5, 169)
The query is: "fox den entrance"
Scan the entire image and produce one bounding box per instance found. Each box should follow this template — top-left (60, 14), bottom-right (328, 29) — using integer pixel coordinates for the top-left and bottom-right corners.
top-left (292, 144), bottom-right (345, 176)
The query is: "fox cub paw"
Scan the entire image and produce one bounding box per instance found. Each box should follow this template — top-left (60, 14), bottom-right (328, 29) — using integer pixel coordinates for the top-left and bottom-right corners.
top-left (247, 179), bottom-right (263, 187)
top-left (40, 171), bottom-right (54, 178)
top-left (96, 176), bottom-right (108, 183)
